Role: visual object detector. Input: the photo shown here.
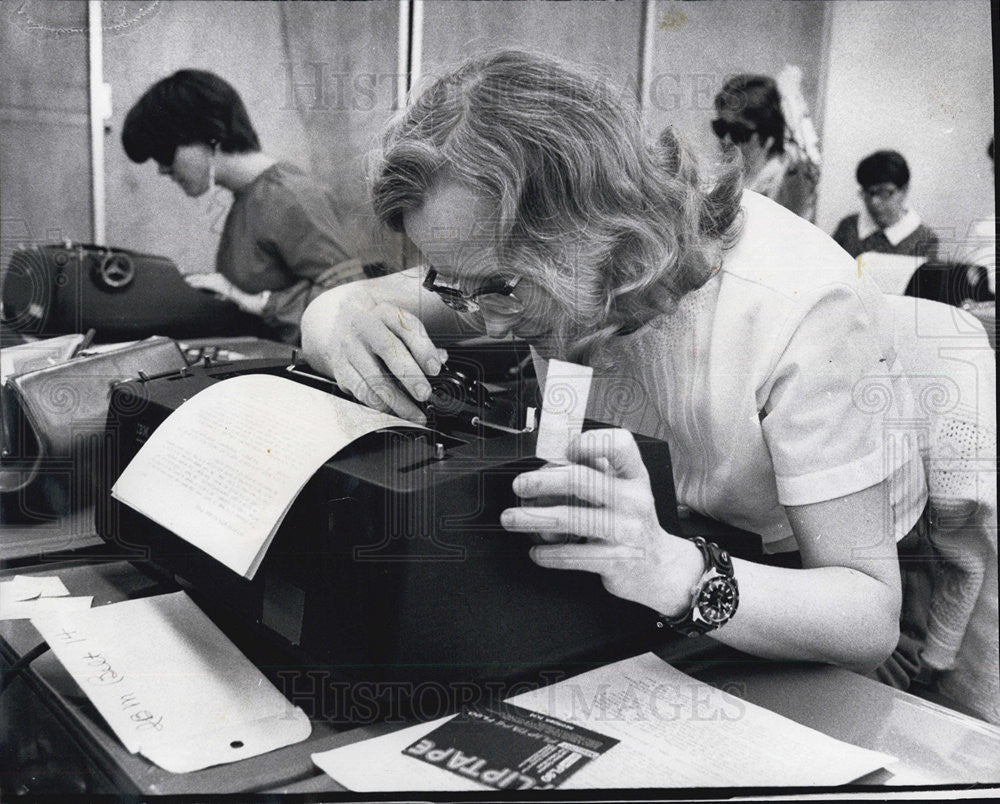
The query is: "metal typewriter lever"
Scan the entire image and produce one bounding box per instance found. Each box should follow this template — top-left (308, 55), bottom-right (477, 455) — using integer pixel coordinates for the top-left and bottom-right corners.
top-left (471, 406), bottom-right (537, 435)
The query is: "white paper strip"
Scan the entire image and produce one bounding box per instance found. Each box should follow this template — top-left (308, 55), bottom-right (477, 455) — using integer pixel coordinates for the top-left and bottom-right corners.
top-left (2, 575), bottom-right (70, 601)
top-left (1, 596), bottom-right (93, 620)
top-left (535, 359), bottom-right (593, 464)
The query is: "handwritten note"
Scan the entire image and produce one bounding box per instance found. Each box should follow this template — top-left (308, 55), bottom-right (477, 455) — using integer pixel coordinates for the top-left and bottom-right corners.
top-left (535, 359), bottom-right (593, 464)
top-left (111, 373), bottom-right (424, 578)
top-left (312, 652), bottom-right (896, 790)
top-left (31, 591), bottom-right (311, 773)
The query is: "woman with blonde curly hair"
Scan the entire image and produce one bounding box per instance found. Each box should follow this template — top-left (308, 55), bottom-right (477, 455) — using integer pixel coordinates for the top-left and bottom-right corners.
top-left (303, 51), bottom-right (926, 668)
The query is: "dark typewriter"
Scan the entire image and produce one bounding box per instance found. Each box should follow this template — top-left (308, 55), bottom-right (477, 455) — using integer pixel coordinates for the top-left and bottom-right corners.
top-left (2, 241), bottom-right (271, 341)
top-left (96, 347), bottom-right (761, 722)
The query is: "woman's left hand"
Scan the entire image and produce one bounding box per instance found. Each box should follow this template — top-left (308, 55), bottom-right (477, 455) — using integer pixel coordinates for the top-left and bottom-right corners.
top-left (500, 428), bottom-right (702, 617)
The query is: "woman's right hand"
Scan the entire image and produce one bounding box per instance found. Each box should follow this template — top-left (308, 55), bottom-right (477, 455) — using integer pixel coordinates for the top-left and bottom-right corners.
top-left (300, 282), bottom-right (448, 423)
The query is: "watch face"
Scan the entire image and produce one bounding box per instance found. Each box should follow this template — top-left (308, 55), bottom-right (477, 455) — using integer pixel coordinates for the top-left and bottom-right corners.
top-left (697, 576), bottom-right (738, 625)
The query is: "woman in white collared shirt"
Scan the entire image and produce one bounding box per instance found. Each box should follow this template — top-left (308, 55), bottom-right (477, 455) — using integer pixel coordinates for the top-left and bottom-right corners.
top-left (832, 150), bottom-right (939, 260)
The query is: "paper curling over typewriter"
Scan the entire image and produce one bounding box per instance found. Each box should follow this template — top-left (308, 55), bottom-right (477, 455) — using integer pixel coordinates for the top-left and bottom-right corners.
top-left (96, 347), bottom-right (761, 720)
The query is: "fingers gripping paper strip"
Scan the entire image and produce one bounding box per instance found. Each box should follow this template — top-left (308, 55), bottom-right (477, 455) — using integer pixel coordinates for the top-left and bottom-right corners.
top-left (535, 359), bottom-right (593, 464)
top-left (31, 592), bottom-right (311, 773)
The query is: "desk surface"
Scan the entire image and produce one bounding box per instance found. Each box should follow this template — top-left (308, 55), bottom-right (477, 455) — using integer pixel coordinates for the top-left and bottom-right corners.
top-left (2, 561), bottom-right (999, 795)
top-left (271, 661), bottom-right (1000, 793)
top-left (0, 560), bottom-right (344, 795)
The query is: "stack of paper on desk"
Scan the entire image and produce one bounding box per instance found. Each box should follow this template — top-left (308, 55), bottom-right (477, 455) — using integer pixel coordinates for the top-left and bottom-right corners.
top-left (312, 652), bottom-right (897, 790)
top-left (111, 373), bottom-right (424, 579)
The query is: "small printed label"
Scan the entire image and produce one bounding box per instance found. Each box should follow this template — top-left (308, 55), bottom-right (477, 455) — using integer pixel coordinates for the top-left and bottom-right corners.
top-left (403, 702), bottom-right (618, 790)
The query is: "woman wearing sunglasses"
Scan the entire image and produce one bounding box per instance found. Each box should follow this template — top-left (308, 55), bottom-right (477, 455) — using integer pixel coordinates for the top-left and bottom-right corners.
top-left (712, 73), bottom-right (819, 222)
top-left (302, 51), bottom-right (926, 670)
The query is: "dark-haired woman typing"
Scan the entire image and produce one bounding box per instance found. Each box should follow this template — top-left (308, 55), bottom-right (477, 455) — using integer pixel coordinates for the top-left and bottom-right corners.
top-left (122, 69), bottom-right (368, 344)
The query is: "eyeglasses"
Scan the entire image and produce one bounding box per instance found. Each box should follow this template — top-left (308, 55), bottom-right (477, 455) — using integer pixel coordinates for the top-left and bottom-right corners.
top-left (860, 184), bottom-right (901, 202)
top-left (422, 267), bottom-right (523, 315)
top-left (711, 119), bottom-right (757, 145)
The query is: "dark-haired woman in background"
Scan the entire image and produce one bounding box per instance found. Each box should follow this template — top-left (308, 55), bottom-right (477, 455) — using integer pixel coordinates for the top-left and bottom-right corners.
top-left (122, 69), bottom-right (369, 344)
top-left (831, 150), bottom-right (939, 260)
top-left (712, 73), bottom-right (819, 222)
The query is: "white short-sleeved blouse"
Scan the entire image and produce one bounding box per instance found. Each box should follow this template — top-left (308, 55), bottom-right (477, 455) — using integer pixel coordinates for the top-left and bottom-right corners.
top-left (534, 191), bottom-right (928, 553)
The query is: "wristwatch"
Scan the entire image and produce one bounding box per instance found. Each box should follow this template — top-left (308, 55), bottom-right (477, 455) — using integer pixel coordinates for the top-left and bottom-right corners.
top-left (658, 537), bottom-right (739, 636)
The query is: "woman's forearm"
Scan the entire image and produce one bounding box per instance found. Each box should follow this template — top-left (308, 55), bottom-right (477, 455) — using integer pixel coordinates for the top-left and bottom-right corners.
top-left (693, 482), bottom-right (902, 669)
top-left (704, 560), bottom-right (900, 670)
top-left (509, 435), bottom-right (904, 671)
